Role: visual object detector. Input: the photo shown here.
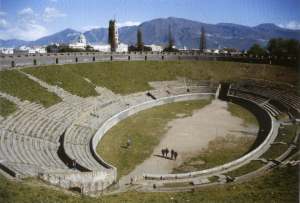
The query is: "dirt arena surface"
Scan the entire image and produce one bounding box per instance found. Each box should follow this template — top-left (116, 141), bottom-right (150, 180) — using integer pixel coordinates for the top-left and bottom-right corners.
top-left (120, 99), bottom-right (258, 184)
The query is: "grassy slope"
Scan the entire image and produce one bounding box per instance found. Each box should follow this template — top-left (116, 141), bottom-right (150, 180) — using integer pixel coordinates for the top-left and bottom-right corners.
top-left (0, 97), bottom-right (17, 117)
top-left (97, 99), bottom-right (211, 178)
top-left (50, 61), bottom-right (296, 95)
top-left (24, 66), bottom-right (98, 97)
top-left (0, 70), bottom-right (61, 107)
top-left (275, 124), bottom-right (298, 143)
top-left (261, 144), bottom-right (289, 160)
top-left (0, 60), bottom-right (296, 115)
top-left (0, 166), bottom-right (297, 203)
top-left (225, 160), bottom-right (264, 177)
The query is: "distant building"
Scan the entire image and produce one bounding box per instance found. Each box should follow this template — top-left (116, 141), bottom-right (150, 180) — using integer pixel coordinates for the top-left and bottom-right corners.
top-left (0, 48), bottom-right (14, 55)
top-left (204, 49), bottom-right (212, 53)
top-left (14, 45), bottom-right (47, 54)
top-left (213, 49), bottom-right (220, 54)
top-left (91, 43), bottom-right (128, 53)
top-left (146, 44), bottom-right (162, 52)
top-left (116, 43), bottom-right (128, 52)
top-left (91, 44), bottom-right (111, 52)
top-left (31, 46), bottom-right (47, 54)
top-left (69, 33), bottom-right (87, 50)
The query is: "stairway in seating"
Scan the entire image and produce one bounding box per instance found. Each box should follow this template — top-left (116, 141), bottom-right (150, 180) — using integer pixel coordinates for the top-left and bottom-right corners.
top-left (218, 82), bottom-right (230, 101)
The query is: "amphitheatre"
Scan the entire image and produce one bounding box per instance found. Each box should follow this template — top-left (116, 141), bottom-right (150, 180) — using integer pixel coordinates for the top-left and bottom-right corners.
top-left (0, 53), bottom-right (299, 202)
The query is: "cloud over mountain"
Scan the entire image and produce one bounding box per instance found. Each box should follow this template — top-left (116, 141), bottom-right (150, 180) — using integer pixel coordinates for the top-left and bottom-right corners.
top-left (1, 17), bottom-right (300, 50)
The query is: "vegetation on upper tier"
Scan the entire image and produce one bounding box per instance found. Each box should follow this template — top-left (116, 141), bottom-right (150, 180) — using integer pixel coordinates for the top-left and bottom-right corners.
top-left (23, 66), bottom-right (98, 97)
top-left (23, 61), bottom-right (297, 95)
top-left (0, 60), bottom-right (296, 114)
top-left (261, 144), bottom-right (289, 160)
top-left (275, 124), bottom-right (298, 144)
top-left (0, 97), bottom-right (17, 117)
top-left (0, 165), bottom-right (298, 202)
top-left (68, 61), bottom-right (297, 94)
top-left (97, 99), bottom-right (212, 179)
top-left (225, 160), bottom-right (265, 177)
top-left (0, 70), bottom-right (61, 107)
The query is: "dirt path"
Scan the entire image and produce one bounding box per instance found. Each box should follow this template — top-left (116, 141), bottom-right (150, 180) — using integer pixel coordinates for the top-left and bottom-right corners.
top-left (119, 99), bottom-right (258, 185)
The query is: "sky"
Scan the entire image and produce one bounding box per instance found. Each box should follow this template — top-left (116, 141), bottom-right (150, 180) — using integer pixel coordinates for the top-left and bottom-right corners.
top-left (0, 0), bottom-right (300, 41)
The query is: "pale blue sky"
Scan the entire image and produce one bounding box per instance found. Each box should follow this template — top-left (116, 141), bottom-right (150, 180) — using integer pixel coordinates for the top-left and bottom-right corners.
top-left (0, 0), bottom-right (299, 40)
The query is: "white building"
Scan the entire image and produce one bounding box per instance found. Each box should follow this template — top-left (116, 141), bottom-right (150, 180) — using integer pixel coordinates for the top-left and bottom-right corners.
top-left (146, 44), bottom-right (163, 52)
top-left (91, 44), bottom-right (111, 52)
top-left (116, 43), bottom-right (128, 52)
top-left (204, 49), bottom-right (212, 53)
top-left (91, 43), bottom-right (128, 53)
top-left (0, 48), bottom-right (14, 54)
top-left (69, 33), bottom-right (87, 50)
top-left (213, 49), bottom-right (220, 54)
top-left (14, 46), bottom-right (46, 54)
top-left (29, 46), bottom-right (46, 54)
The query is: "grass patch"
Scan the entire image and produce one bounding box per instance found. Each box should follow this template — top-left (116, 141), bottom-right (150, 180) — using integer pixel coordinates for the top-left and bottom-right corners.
top-left (97, 99), bottom-right (211, 179)
top-left (225, 160), bottom-right (264, 177)
top-left (0, 97), bottom-right (17, 117)
top-left (23, 66), bottom-right (98, 97)
top-left (275, 125), bottom-right (298, 143)
top-left (262, 144), bottom-right (289, 160)
top-left (208, 176), bottom-right (219, 182)
top-left (0, 164), bottom-right (298, 202)
top-left (0, 70), bottom-right (61, 107)
top-left (227, 102), bottom-right (258, 126)
top-left (20, 61), bottom-right (296, 95)
top-left (173, 134), bottom-right (255, 173)
top-left (291, 152), bottom-right (300, 161)
top-left (163, 182), bottom-right (192, 188)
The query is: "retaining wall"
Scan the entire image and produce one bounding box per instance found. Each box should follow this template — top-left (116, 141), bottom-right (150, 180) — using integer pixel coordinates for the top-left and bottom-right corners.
top-left (1, 52), bottom-right (294, 70)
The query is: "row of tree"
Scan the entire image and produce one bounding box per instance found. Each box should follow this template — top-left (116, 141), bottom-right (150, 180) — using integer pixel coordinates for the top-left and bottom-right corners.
top-left (46, 44), bottom-right (95, 53)
top-left (125, 25), bottom-right (207, 53)
top-left (247, 38), bottom-right (300, 58)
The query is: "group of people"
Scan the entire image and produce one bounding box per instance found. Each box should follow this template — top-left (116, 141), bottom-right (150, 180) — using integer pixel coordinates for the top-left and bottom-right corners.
top-left (161, 148), bottom-right (178, 160)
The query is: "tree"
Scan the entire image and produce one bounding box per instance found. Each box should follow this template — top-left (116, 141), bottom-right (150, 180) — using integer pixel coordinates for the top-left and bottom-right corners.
top-left (108, 20), bottom-right (117, 52)
top-left (200, 26), bottom-right (206, 53)
top-left (136, 28), bottom-right (144, 51)
top-left (168, 25), bottom-right (175, 49)
top-left (163, 25), bottom-right (178, 52)
top-left (267, 38), bottom-right (300, 58)
top-left (248, 44), bottom-right (266, 56)
top-left (85, 45), bottom-right (94, 52)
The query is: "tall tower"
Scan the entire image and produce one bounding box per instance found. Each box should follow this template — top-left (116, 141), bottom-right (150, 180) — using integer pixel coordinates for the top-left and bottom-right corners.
top-left (108, 20), bottom-right (118, 52)
top-left (114, 21), bottom-right (119, 45)
top-left (200, 26), bottom-right (206, 53)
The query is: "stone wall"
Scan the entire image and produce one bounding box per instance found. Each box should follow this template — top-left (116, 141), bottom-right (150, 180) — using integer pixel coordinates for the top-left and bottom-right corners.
top-left (40, 170), bottom-right (116, 194)
top-left (0, 52), bottom-right (277, 70)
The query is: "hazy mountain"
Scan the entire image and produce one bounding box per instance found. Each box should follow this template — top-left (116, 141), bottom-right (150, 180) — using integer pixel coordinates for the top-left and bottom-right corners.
top-left (83, 28), bottom-right (107, 44)
top-left (2, 17), bottom-right (300, 50)
top-left (0, 39), bottom-right (28, 48)
top-left (28, 28), bottom-right (81, 46)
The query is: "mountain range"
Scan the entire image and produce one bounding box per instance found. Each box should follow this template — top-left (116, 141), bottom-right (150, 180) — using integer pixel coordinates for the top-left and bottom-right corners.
top-left (1, 17), bottom-right (300, 50)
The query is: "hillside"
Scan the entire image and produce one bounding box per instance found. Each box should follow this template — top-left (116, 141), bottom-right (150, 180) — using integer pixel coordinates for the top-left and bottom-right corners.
top-left (1, 17), bottom-right (300, 50)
